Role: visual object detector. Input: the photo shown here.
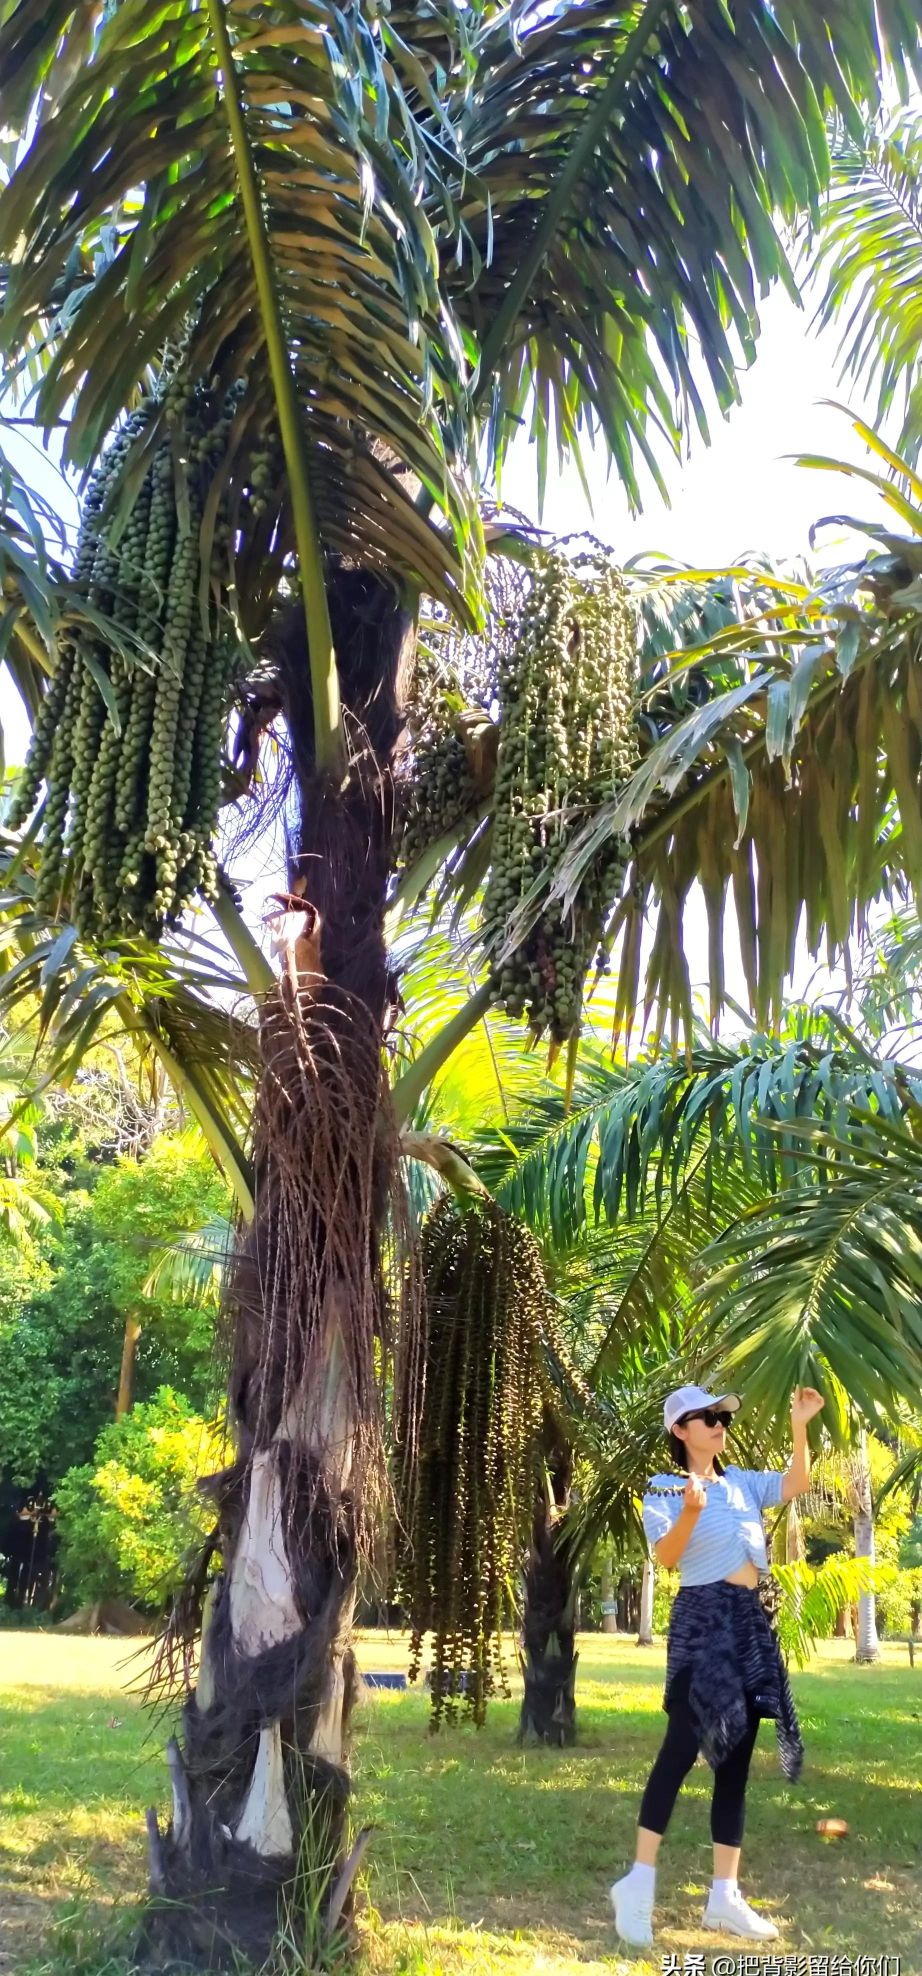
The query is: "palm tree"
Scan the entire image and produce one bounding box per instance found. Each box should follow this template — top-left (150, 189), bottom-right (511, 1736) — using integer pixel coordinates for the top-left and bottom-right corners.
top-left (1, 3), bottom-right (921, 1961)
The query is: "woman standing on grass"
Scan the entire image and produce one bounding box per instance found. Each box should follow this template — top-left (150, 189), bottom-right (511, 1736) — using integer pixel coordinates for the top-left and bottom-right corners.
top-left (610, 1381), bottom-right (825, 1949)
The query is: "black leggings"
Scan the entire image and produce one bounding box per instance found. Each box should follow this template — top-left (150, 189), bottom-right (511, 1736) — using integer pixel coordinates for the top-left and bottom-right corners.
top-left (638, 1694), bottom-right (761, 1847)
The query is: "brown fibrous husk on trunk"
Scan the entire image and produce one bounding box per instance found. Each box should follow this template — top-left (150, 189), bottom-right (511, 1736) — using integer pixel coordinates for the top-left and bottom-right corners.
top-left (142, 571), bottom-right (426, 1968)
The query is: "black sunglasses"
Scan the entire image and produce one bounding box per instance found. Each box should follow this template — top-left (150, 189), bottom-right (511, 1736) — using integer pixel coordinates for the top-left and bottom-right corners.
top-left (679, 1407), bottom-right (734, 1430)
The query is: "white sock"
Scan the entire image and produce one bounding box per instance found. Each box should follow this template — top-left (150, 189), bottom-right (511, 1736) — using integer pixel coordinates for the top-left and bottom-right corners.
top-left (626, 1861), bottom-right (656, 1890)
top-left (712, 1876), bottom-right (737, 1897)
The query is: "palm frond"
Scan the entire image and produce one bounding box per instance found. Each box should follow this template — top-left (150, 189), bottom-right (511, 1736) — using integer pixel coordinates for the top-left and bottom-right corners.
top-left (0, 1168), bottom-right (59, 1240)
top-left (458, 0), bottom-right (919, 508)
top-left (811, 112), bottom-right (922, 466)
top-left (530, 491), bottom-right (922, 1039)
top-left (563, 1373), bottom-right (672, 1562)
top-left (143, 1211), bottom-right (234, 1307)
top-left (693, 1115), bottom-right (922, 1437)
top-left (0, 421), bottom-right (72, 749)
top-left (0, 836), bottom-right (256, 1211)
top-left (876, 1438), bottom-right (922, 1509)
top-left (0, 0), bottom-right (479, 613)
top-left (390, 918), bottom-right (540, 1132)
top-left (472, 1022), bottom-right (906, 1248)
top-left (772, 1553), bottom-right (883, 1667)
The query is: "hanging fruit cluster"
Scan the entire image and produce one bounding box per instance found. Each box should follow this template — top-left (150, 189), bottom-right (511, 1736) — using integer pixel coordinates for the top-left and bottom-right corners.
top-left (399, 547), bottom-right (637, 1044)
top-left (396, 1196), bottom-right (547, 1728)
top-left (399, 724), bottom-right (481, 872)
top-left (400, 556), bottom-right (526, 871)
top-left (9, 376), bottom-right (246, 940)
top-left (482, 549), bottom-right (637, 1042)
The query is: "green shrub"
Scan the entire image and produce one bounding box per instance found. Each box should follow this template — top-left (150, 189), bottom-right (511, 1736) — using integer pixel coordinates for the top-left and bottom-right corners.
top-left (55, 1387), bottom-right (225, 1611)
top-left (652, 1563), bottom-right (678, 1633)
top-left (876, 1563), bottom-right (922, 1635)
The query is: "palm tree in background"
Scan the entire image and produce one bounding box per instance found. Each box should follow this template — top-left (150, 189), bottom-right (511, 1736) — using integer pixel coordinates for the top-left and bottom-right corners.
top-left (2, 3), bottom-right (922, 1962)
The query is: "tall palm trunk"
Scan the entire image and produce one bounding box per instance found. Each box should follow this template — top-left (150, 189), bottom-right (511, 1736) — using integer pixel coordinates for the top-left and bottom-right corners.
top-left (145, 574), bottom-right (414, 1968)
top-left (517, 1425), bottom-right (577, 1747)
top-left (852, 1441), bottom-right (880, 1665)
top-left (601, 1558), bottom-right (618, 1633)
top-left (637, 1555), bottom-right (654, 1645)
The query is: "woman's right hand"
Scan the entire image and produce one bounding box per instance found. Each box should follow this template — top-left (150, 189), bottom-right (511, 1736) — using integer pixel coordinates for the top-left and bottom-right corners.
top-left (683, 1474), bottom-right (707, 1515)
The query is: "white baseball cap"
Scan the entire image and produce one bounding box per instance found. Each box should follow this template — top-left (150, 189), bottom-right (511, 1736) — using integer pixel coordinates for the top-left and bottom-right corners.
top-left (663, 1384), bottom-right (741, 1433)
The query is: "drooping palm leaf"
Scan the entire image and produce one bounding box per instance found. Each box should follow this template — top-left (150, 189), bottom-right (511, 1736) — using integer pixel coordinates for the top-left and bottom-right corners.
top-left (523, 472), bottom-right (922, 1039)
top-left (0, 0), bottom-right (479, 615)
top-left (773, 1554), bottom-right (882, 1667)
top-left (0, 422), bottom-right (71, 746)
top-left (0, 836), bottom-right (257, 1212)
top-left (455, 0), bottom-right (921, 506)
top-left (811, 112), bottom-right (922, 466)
top-left (143, 1211), bottom-right (234, 1307)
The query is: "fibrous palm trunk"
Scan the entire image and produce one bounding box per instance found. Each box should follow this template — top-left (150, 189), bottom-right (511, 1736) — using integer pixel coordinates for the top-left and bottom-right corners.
top-left (517, 1427), bottom-right (577, 1747)
top-left (144, 573), bottom-right (415, 1968)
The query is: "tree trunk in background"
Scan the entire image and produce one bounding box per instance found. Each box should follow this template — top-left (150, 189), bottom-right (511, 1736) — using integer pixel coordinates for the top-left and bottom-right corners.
top-left (143, 576), bottom-right (414, 1969)
top-left (616, 1573), bottom-right (630, 1631)
top-left (517, 1425), bottom-right (577, 1747)
top-left (783, 1500), bottom-right (805, 1630)
top-left (637, 1555), bottom-right (654, 1645)
top-left (834, 1607), bottom-right (848, 1638)
top-left (852, 1435), bottom-right (880, 1665)
top-left (601, 1559), bottom-right (618, 1634)
top-left (116, 1313), bottom-right (142, 1420)
top-left (785, 1501), bottom-right (805, 1563)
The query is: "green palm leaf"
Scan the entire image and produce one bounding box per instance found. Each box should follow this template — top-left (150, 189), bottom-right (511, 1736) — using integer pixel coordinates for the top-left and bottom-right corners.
top-left (455, 0), bottom-right (919, 507)
top-left (473, 1023), bottom-right (904, 1248)
top-left (0, 0), bottom-right (478, 614)
top-left (143, 1211), bottom-right (234, 1307)
top-left (693, 1115), bottom-right (922, 1436)
top-left (811, 112), bottom-right (922, 466)
top-left (530, 513), bottom-right (922, 1039)
top-left (0, 836), bottom-right (256, 1213)
top-left (772, 1553), bottom-right (883, 1666)
top-left (0, 422), bottom-right (71, 748)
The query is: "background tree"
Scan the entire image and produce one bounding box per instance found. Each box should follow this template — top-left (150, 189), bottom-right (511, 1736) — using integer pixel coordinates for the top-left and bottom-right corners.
top-left (55, 1387), bottom-right (225, 1616)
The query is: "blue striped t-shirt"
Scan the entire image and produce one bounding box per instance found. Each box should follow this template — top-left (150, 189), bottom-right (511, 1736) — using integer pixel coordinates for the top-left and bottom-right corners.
top-left (641, 1464), bottom-right (785, 1585)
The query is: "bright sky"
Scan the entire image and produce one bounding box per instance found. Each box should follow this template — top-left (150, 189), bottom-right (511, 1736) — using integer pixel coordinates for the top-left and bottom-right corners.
top-left (0, 284), bottom-right (892, 1020)
top-left (501, 284), bottom-right (883, 566)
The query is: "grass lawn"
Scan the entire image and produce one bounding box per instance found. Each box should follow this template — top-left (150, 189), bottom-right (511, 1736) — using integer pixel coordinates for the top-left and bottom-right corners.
top-left (0, 1629), bottom-right (919, 1974)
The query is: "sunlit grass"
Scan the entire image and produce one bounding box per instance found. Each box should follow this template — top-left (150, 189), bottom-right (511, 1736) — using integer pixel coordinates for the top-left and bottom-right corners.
top-left (0, 1631), bottom-right (919, 1972)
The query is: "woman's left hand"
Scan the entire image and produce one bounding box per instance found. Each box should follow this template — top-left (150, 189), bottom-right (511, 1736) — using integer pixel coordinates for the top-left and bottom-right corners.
top-left (791, 1385), bottom-right (825, 1424)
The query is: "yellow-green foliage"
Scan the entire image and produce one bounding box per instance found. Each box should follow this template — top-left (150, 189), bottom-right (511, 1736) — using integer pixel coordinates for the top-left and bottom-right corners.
top-left (55, 1386), bottom-right (225, 1610)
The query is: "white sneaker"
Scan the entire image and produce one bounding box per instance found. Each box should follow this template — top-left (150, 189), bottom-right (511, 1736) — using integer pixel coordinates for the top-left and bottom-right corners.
top-left (703, 1884), bottom-right (779, 1939)
top-left (609, 1871), bottom-right (654, 1948)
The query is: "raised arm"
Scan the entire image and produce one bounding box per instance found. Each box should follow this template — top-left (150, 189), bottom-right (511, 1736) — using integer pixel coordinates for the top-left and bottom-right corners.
top-left (780, 1386), bottom-right (825, 1502)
